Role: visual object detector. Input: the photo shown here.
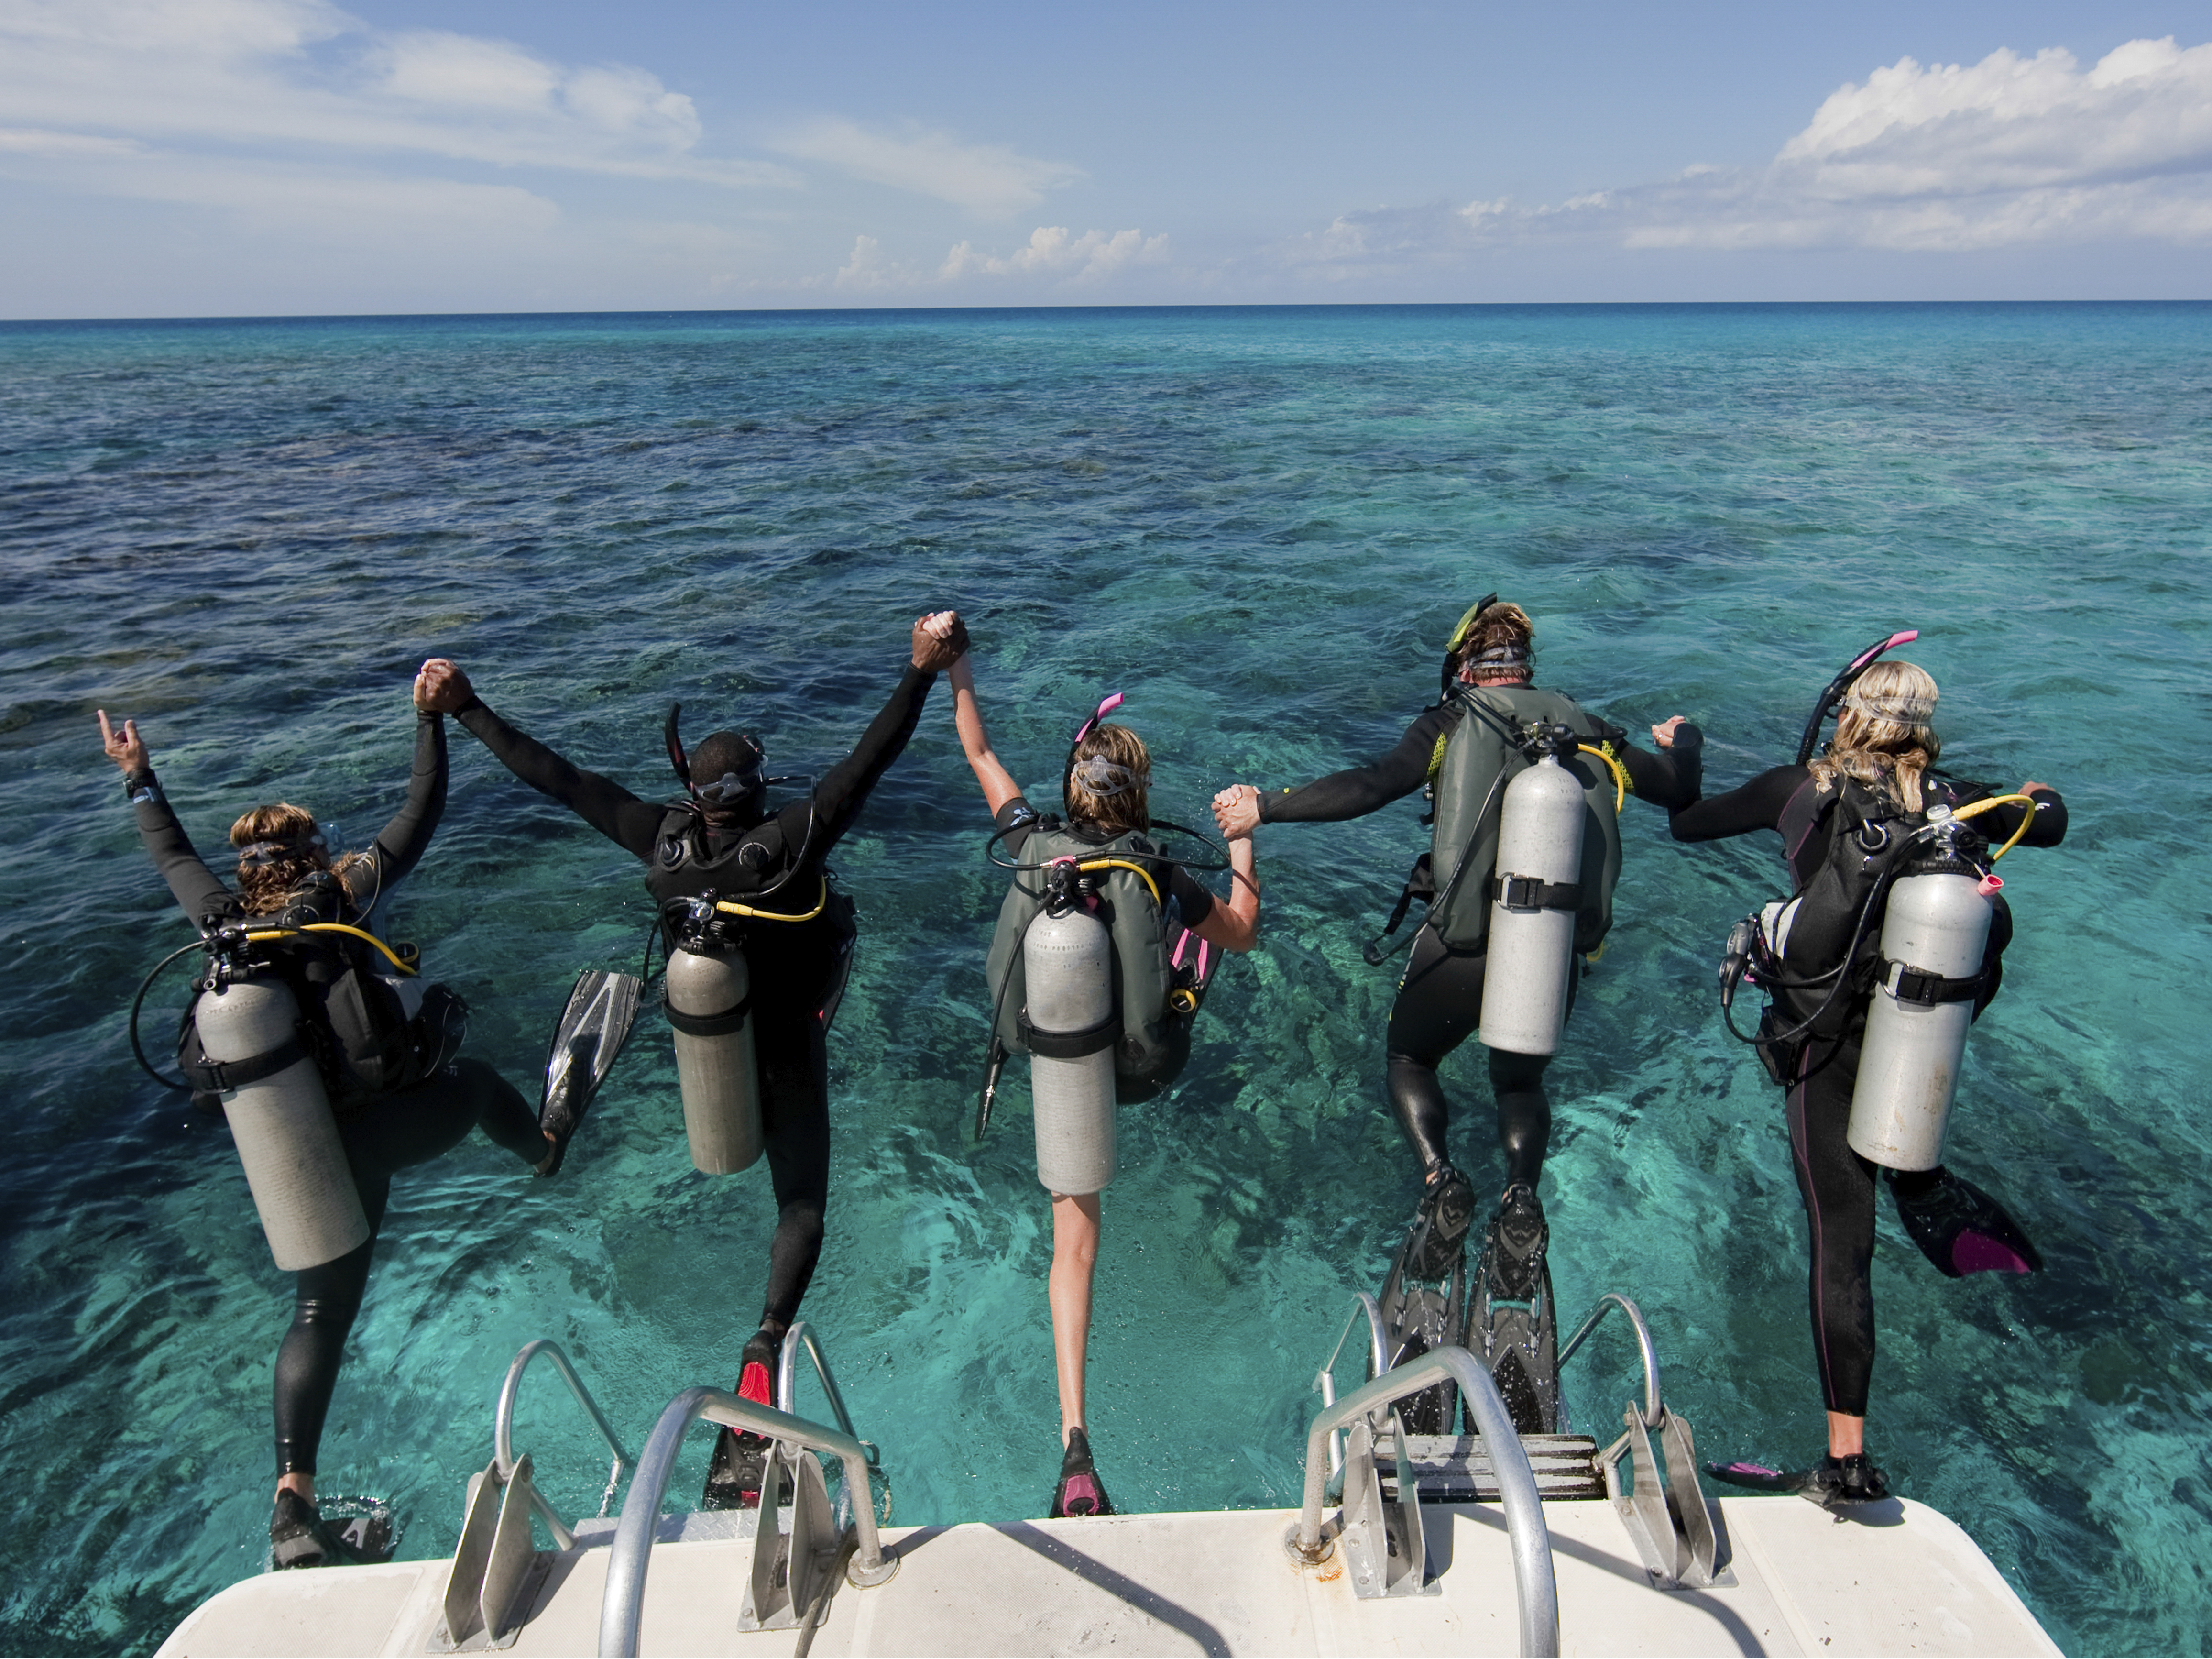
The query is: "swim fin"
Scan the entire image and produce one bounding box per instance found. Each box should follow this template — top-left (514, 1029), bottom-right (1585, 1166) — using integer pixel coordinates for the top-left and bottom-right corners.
top-left (1706, 1454), bottom-right (1889, 1509)
top-left (537, 969), bottom-right (644, 1177)
top-left (1888, 1166), bottom-right (2043, 1279)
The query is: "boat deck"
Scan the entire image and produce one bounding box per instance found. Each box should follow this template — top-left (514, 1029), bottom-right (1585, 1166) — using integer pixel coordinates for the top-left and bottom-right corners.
top-left (158, 1494), bottom-right (2057, 1657)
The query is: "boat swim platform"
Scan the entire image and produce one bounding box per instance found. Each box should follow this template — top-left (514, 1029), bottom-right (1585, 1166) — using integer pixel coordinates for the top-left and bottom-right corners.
top-left (158, 1494), bottom-right (2058, 1658)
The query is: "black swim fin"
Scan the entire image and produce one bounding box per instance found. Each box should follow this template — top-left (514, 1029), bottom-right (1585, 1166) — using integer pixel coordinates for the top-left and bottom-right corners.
top-left (537, 969), bottom-right (644, 1177)
top-left (1888, 1167), bottom-right (2043, 1279)
top-left (1706, 1454), bottom-right (1889, 1509)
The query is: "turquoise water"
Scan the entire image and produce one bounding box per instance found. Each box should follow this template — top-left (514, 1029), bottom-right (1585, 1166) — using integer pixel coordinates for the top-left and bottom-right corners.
top-left (1, 304), bottom-right (2207, 1654)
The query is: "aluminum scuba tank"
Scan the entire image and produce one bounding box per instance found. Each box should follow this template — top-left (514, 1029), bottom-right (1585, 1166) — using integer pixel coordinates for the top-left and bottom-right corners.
top-left (666, 943), bottom-right (764, 1175)
top-left (1024, 886), bottom-right (1117, 1197)
top-left (1478, 749), bottom-right (1587, 1056)
top-left (194, 978), bottom-right (370, 1271)
top-left (1847, 865), bottom-right (1996, 1171)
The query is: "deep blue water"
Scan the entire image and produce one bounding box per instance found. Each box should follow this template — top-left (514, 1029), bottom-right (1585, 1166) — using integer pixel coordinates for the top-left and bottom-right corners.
top-left (1, 303), bottom-right (2207, 1654)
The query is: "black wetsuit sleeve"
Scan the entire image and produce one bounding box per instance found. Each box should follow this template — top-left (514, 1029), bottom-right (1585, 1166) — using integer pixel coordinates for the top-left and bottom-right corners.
top-left (806, 664), bottom-right (936, 859)
top-left (1667, 764), bottom-right (1807, 842)
top-left (127, 769), bottom-right (241, 927)
top-left (1963, 784), bottom-right (2068, 849)
top-left (1167, 867), bottom-right (1216, 929)
top-left (453, 697), bottom-right (664, 859)
top-left (1259, 704), bottom-right (1455, 824)
top-left (342, 713), bottom-right (446, 906)
top-left (995, 795), bottom-right (1042, 857)
top-left (1612, 725), bottom-right (1702, 810)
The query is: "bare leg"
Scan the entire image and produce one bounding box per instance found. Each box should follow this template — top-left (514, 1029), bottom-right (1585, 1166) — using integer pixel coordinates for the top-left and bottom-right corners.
top-left (1049, 1192), bottom-right (1102, 1447)
top-left (278, 1472), bottom-right (315, 1504)
top-left (1827, 1411), bottom-right (1865, 1458)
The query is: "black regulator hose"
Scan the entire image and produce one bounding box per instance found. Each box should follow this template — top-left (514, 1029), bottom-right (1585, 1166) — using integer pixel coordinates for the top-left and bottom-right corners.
top-left (129, 940), bottom-right (209, 1094)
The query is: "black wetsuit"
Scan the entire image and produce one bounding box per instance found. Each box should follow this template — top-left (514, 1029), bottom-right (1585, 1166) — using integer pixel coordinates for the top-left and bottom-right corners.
top-left (455, 665), bottom-right (937, 1331)
top-left (1670, 766), bottom-right (2067, 1417)
top-left (1261, 695), bottom-right (1702, 1189)
top-left (127, 712), bottom-right (544, 1478)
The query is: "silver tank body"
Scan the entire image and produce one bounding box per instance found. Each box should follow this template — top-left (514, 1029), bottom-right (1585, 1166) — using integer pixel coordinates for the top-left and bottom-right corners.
top-left (195, 978), bottom-right (369, 1271)
top-left (1478, 755), bottom-right (1587, 1057)
top-left (666, 945), bottom-right (764, 1175)
top-left (1025, 907), bottom-right (1117, 1196)
top-left (1848, 870), bottom-right (1995, 1171)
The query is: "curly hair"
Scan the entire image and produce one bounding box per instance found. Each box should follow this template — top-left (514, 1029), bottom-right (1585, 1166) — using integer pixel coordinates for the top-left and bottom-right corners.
top-left (228, 802), bottom-right (369, 915)
top-left (1808, 659), bottom-right (1942, 813)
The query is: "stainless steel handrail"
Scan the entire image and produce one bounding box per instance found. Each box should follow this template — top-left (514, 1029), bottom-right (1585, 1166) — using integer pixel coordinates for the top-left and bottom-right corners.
top-left (1313, 1293), bottom-right (1390, 1477)
top-left (493, 1339), bottom-right (634, 1551)
top-left (1555, 1294), bottom-right (1662, 1428)
top-left (774, 1319), bottom-right (859, 1440)
top-left (599, 1387), bottom-right (891, 1657)
top-left (1295, 1344), bottom-right (1558, 1658)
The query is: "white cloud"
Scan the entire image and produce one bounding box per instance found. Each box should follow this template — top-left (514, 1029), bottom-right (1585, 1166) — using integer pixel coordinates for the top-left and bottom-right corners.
top-left (1279, 36), bottom-right (2212, 274)
top-left (941, 225), bottom-right (1168, 280)
top-left (777, 119), bottom-right (1078, 215)
top-left (0, 0), bottom-right (783, 186)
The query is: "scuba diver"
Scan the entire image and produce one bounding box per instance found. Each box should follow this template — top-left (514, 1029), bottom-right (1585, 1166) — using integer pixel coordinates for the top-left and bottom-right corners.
top-left (1211, 596), bottom-right (1699, 1432)
top-left (1670, 641), bottom-right (2065, 1507)
top-left (427, 610), bottom-right (967, 1511)
top-left (98, 673), bottom-right (558, 1571)
top-left (947, 651), bottom-right (1259, 1519)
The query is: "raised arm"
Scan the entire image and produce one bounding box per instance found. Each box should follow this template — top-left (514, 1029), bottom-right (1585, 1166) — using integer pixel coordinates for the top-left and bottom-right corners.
top-left (343, 689), bottom-right (449, 905)
top-left (1212, 704), bottom-right (1452, 836)
top-left (806, 612), bottom-right (968, 853)
top-left (948, 649), bottom-right (1022, 819)
top-left (99, 710), bottom-right (238, 927)
top-left (423, 659), bottom-right (666, 859)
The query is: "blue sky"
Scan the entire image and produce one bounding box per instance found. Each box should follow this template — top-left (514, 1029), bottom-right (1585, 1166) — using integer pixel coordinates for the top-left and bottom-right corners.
top-left (2, 0), bottom-right (2209, 316)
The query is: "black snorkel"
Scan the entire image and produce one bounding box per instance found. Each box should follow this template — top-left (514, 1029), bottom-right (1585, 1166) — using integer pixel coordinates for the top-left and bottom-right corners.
top-left (1794, 629), bottom-right (1919, 767)
top-left (665, 702), bottom-right (693, 792)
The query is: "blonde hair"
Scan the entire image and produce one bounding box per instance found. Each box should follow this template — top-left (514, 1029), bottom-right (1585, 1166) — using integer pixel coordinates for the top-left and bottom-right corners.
top-left (228, 802), bottom-right (368, 915)
top-left (1455, 601), bottom-right (1534, 681)
top-left (1808, 659), bottom-right (1942, 813)
top-left (1065, 723), bottom-right (1152, 837)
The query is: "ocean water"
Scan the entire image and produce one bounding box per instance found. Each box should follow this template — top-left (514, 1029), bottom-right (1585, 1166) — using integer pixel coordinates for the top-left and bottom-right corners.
top-left (0, 303), bottom-right (2206, 1654)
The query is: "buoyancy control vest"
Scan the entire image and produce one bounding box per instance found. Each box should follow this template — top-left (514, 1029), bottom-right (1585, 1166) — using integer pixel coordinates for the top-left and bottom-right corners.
top-left (176, 878), bottom-right (463, 1111)
top-left (646, 802), bottom-right (859, 1002)
top-left (1731, 776), bottom-right (2005, 1064)
top-left (985, 822), bottom-right (1187, 1103)
top-left (1428, 686), bottom-right (1622, 954)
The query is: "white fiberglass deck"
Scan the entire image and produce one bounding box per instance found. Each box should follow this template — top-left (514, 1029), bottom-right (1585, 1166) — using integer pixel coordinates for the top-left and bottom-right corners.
top-left (158, 1494), bottom-right (2057, 1658)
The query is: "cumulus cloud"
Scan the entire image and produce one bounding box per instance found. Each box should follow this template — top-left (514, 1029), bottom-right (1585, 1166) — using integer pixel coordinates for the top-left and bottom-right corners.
top-left (0, 0), bottom-right (783, 186)
top-left (941, 225), bottom-right (1168, 279)
top-left (1280, 36), bottom-right (2212, 274)
top-left (776, 119), bottom-right (1078, 215)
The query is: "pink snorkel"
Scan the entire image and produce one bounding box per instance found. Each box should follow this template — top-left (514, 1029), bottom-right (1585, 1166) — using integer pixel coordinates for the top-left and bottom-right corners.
top-left (1794, 630), bottom-right (1919, 766)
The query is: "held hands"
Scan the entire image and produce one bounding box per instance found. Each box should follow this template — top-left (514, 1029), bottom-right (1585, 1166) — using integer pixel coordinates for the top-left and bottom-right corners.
top-left (911, 610), bottom-right (968, 673)
top-left (414, 658), bottom-right (473, 713)
top-left (97, 709), bottom-right (148, 774)
top-left (1212, 783), bottom-right (1261, 840)
top-left (1651, 715), bottom-right (1687, 749)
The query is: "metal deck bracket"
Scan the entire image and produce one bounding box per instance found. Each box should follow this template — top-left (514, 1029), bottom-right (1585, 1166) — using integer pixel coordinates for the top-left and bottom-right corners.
top-left (432, 1455), bottom-right (552, 1652)
top-left (1599, 1404), bottom-right (1728, 1590)
top-left (740, 1443), bottom-right (846, 1631)
top-left (1338, 1413), bottom-right (1436, 1599)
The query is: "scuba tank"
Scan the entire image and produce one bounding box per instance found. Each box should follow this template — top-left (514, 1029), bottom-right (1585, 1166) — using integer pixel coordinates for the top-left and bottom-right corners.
top-left (662, 898), bottom-right (765, 1175)
top-left (1848, 834), bottom-right (1998, 1170)
top-left (1023, 861), bottom-right (1118, 1196)
top-left (1478, 728), bottom-right (1588, 1056)
top-left (193, 973), bottom-right (370, 1271)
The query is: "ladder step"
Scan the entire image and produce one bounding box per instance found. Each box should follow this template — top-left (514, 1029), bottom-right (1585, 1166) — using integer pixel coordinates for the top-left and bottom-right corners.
top-left (1379, 1434), bottom-right (1606, 1503)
